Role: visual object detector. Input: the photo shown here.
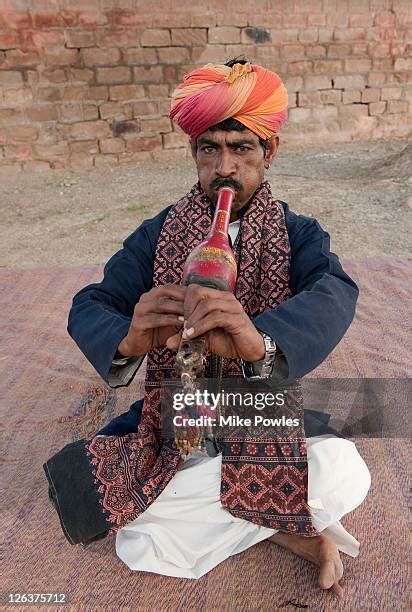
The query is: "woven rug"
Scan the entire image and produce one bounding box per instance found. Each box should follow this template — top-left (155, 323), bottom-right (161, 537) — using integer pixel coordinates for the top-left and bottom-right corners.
top-left (1, 258), bottom-right (410, 610)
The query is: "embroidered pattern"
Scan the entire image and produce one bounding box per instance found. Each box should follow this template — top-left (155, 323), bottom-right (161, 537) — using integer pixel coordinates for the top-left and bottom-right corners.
top-left (86, 182), bottom-right (315, 536)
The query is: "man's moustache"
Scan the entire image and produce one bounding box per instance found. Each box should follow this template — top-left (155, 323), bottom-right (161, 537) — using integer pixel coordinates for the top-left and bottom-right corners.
top-left (209, 178), bottom-right (242, 192)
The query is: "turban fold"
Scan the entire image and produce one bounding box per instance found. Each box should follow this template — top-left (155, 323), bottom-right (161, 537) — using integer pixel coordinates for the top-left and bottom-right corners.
top-left (170, 62), bottom-right (288, 140)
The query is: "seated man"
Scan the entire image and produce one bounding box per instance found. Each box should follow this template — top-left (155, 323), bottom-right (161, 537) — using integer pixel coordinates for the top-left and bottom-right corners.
top-left (44, 59), bottom-right (370, 598)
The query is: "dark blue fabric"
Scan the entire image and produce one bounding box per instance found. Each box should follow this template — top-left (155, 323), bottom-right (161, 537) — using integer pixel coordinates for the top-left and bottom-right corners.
top-left (68, 198), bottom-right (358, 385)
top-left (96, 399), bottom-right (143, 436)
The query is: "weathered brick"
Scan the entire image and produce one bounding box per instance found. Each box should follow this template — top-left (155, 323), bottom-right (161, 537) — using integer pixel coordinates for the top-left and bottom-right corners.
top-left (0, 32), bottom-right (20, 50)
top-left (373, 58), bottom-right (393, 72)
top-left (163, 131), bottom-right (189, 148)
top-left (208, 27), bottom-right (240, 44)
top-left (3, 88), bottom-right (32, 106)
top-left (298, 91), bottom-right (321, 106)
top-left (158, 46), bottom-right (190, 64)
top-left (23, 160), bottom-right (51, 171)
top-left (40, 68), bottom-right (67, 83)
top-left (339, 104), bottom-right (369, 120)
top-left (5, 49), bottom-right (40, 67)
top-left (118, 150), bottom-right (152, 163)
top-left (191, 44), bottom-right (226, 63)
top-left (123, 47), bottom-right (157, 65)
top-left (63, 85), bottom-right (89, 101)
top-left (312, 105), bottom-right (338, 121)
top-left (152, 147), bottom-right (188, 162)
top-left (96, 29), bottom-right (140, 48)
top-left (326, 11), bottom-right (348, 27)
top-left (334, 75), bottom-right (366, 90)
top-left (5, 125), bottom-right (37, 141)
top-left (270, 29), bottom-right (298, 43)
top-left (394, 57), bottom-right (412, 71)
top-left (70, 120), bottom-right (111, 140)
top-left (133, 66), bottom-right (163, 83)
top-left (313, 59), bottom-right (342, 75)
top-left (368, 72), bottom-right (386, 87)
top-left (351, 43), bottom-right (369, 55)
top-left (59, 104), bottom-right (84, 123)
top-left (33, 142), bottom-right (69, 159)
top-left (70, 140), bottom-right (99, 154)
top-left (33, 11), bottom-right (77, 28)
top-left (326, 44), bottom-right (352, 58)
top-left (344, 58), bottom-right (372, 73)
top-left (255, 46), bottom-right (280, 61)
top-left (305, 45), bottom-right (327, 58)
top-left (298, 28), bottom-right (318, 43)
top-left (171, 28), bottom-right (207, 46)
top-left (284, 76), bottom-right (303, 92)
top-left (70, 68), bottom-right (94, 82)
top-left (65, 30), bottom-right (95, 48)
top-left (349, 14), bottom-right (374, 27)
top-left (375, 11), bottom-right (396, 27)
top-left (99, 138), bottom-right (125, 154)
top-left (288, 92), bottom-right (297, 108)
top-left (126, 134), bottom-right (162, 152)
top-left (83, 104), bottom-right (99, 120)
top-left (191, 12), bottom-right (216, 27)
top-left (94, 153), bottom-right (119, 167)
top-left (342, 90), bottom-right (361, 103)
top-left (132, 100), bottom-right (158, 116)
top-left (303, 75), bottom-right (331, 90)
top-left (308, 14), bottom-right (326, 26)
top-left (140, 116), bottom-right (172, 133)
top-left (99, 101), bottom-right (133, 120)
top-left (88, 85), bottom-right (109, 100)
top-left (288, 107), bottom-right (312, 123)
top-left (387, 100), bottom-right (408, 113)
top-left (381, 86), bottom-right (403, 100)
top-left (83, 47), bottom-right (121, 66)
top-left (163, 65), bottom-right (177, 82)
top-left (318, 27), bottom-right (334, 42)
top-left (4, 143), bottom-right (32, 160)
top-left (141, 29), bottom-right (171, 47)
top-left (361, 88), bottom-right (381, 103)
top-left (0, 70), bottom-right (23, 88)
top-left (27, 104), bottom-right (58, 122)
top-left (320, 89), bottom-right (342, 104)
top-left (96, 66), bottom-right (132, 84)
top-left (288, 61), bottom-right (314, 77)
top-left (30, 30), bottom-right (65, 48)
top-left (44, 48), bottom-right (79, 66)
top-left (109, 84), bottom-right (145, 100)
top-left (147, 84), bottom-right (169, 98)
top-left (369, 101), bottom-right (387, 115)
top-left (215, 11), bottom-right (248, 27)
top-left (280, 45), bottom-right (305, 60)
top-left (0, 162), bottom-right (22, 175)
top-left (283, 14), bottom-right (307, 28)
top-left (334, 28), bottom-right (366, 41)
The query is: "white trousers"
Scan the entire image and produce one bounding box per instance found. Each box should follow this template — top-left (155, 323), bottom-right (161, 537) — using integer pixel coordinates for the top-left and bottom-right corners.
top-left (115, 435), bottom-right (371, 579)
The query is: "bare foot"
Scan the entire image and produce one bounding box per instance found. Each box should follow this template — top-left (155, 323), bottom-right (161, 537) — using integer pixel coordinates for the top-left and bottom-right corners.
top-left (268, 532), bottom-right (344, 599)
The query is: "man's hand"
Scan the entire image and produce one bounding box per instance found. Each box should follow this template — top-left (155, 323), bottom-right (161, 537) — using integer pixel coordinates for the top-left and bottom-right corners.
top-left (117, 285), bottom-right (187, 357)
top-left (166, 285), bottom-right (265, 362)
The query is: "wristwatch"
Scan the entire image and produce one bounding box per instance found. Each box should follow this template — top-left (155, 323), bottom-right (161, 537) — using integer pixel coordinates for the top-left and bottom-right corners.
top-left (241, 332), bottom-right (278, 380)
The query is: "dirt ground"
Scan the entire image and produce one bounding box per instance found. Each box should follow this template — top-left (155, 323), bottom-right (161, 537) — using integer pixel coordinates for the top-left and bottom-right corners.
top-left (1, 138), bottom-right (411, 268)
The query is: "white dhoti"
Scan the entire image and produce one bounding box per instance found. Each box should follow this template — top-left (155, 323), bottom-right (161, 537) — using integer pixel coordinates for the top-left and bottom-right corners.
top-left (115, 435), bottom-right (371, 578)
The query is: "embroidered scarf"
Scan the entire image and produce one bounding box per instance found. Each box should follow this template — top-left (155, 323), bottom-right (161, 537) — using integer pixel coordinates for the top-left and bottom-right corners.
top-left (85, 181), bottom-right (315, 536)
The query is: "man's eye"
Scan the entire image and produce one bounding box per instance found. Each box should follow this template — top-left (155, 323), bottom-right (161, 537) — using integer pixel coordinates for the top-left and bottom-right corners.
top-left (235, 146), bottom-right (251, 152)
top-left (201, 146), bottom-right (215, 154)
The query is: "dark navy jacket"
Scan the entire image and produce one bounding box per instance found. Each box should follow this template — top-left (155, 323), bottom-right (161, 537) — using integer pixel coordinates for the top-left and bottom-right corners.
top-left (68, 199), bottom-right (358, 393)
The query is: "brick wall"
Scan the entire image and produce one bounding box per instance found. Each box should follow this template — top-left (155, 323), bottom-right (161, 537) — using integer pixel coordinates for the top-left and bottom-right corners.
top-left (0, 0), bottom-right (411, 172)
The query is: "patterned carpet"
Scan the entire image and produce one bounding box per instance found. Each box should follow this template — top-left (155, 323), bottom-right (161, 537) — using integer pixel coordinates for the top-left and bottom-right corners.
top-left (1, 258), bottom-right (410, 610)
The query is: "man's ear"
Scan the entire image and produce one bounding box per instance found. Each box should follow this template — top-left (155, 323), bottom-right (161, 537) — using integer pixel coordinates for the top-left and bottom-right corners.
top-left (190, 138), bottom-right (197, 161)
top-left (264, 135), bottom-right (279, 165)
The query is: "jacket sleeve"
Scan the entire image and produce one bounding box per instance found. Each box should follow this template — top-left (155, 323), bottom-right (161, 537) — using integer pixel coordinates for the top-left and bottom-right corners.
top-left (67, 209), bottom-right (169, 388)
top-left (253, 205), bottom-right (359, 380)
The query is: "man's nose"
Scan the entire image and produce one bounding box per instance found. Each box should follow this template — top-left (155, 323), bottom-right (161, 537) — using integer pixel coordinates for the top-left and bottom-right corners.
top-left (215, 151), bottom-right (236, 176)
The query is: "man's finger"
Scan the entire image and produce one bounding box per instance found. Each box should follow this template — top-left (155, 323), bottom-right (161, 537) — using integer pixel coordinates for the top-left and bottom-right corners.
top-left (184, 297), bottom-right (242, 330)
top-left (331, 581), bottom-right (343, 600)
top-left (182, 311), bottom-right (243, 339)
top-left (166, 331), bottom-right (183, 350)
top-left (133, 314), bottom-right (183, 330)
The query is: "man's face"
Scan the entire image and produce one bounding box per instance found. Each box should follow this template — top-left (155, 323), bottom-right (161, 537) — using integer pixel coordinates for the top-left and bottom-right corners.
top-left (191, 128), bottom-right (279, 220)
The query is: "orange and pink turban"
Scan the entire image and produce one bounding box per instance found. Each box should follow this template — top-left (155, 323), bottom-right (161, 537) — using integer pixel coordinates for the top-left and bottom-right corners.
top-left (169, 62), bottom-right (288, 140)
